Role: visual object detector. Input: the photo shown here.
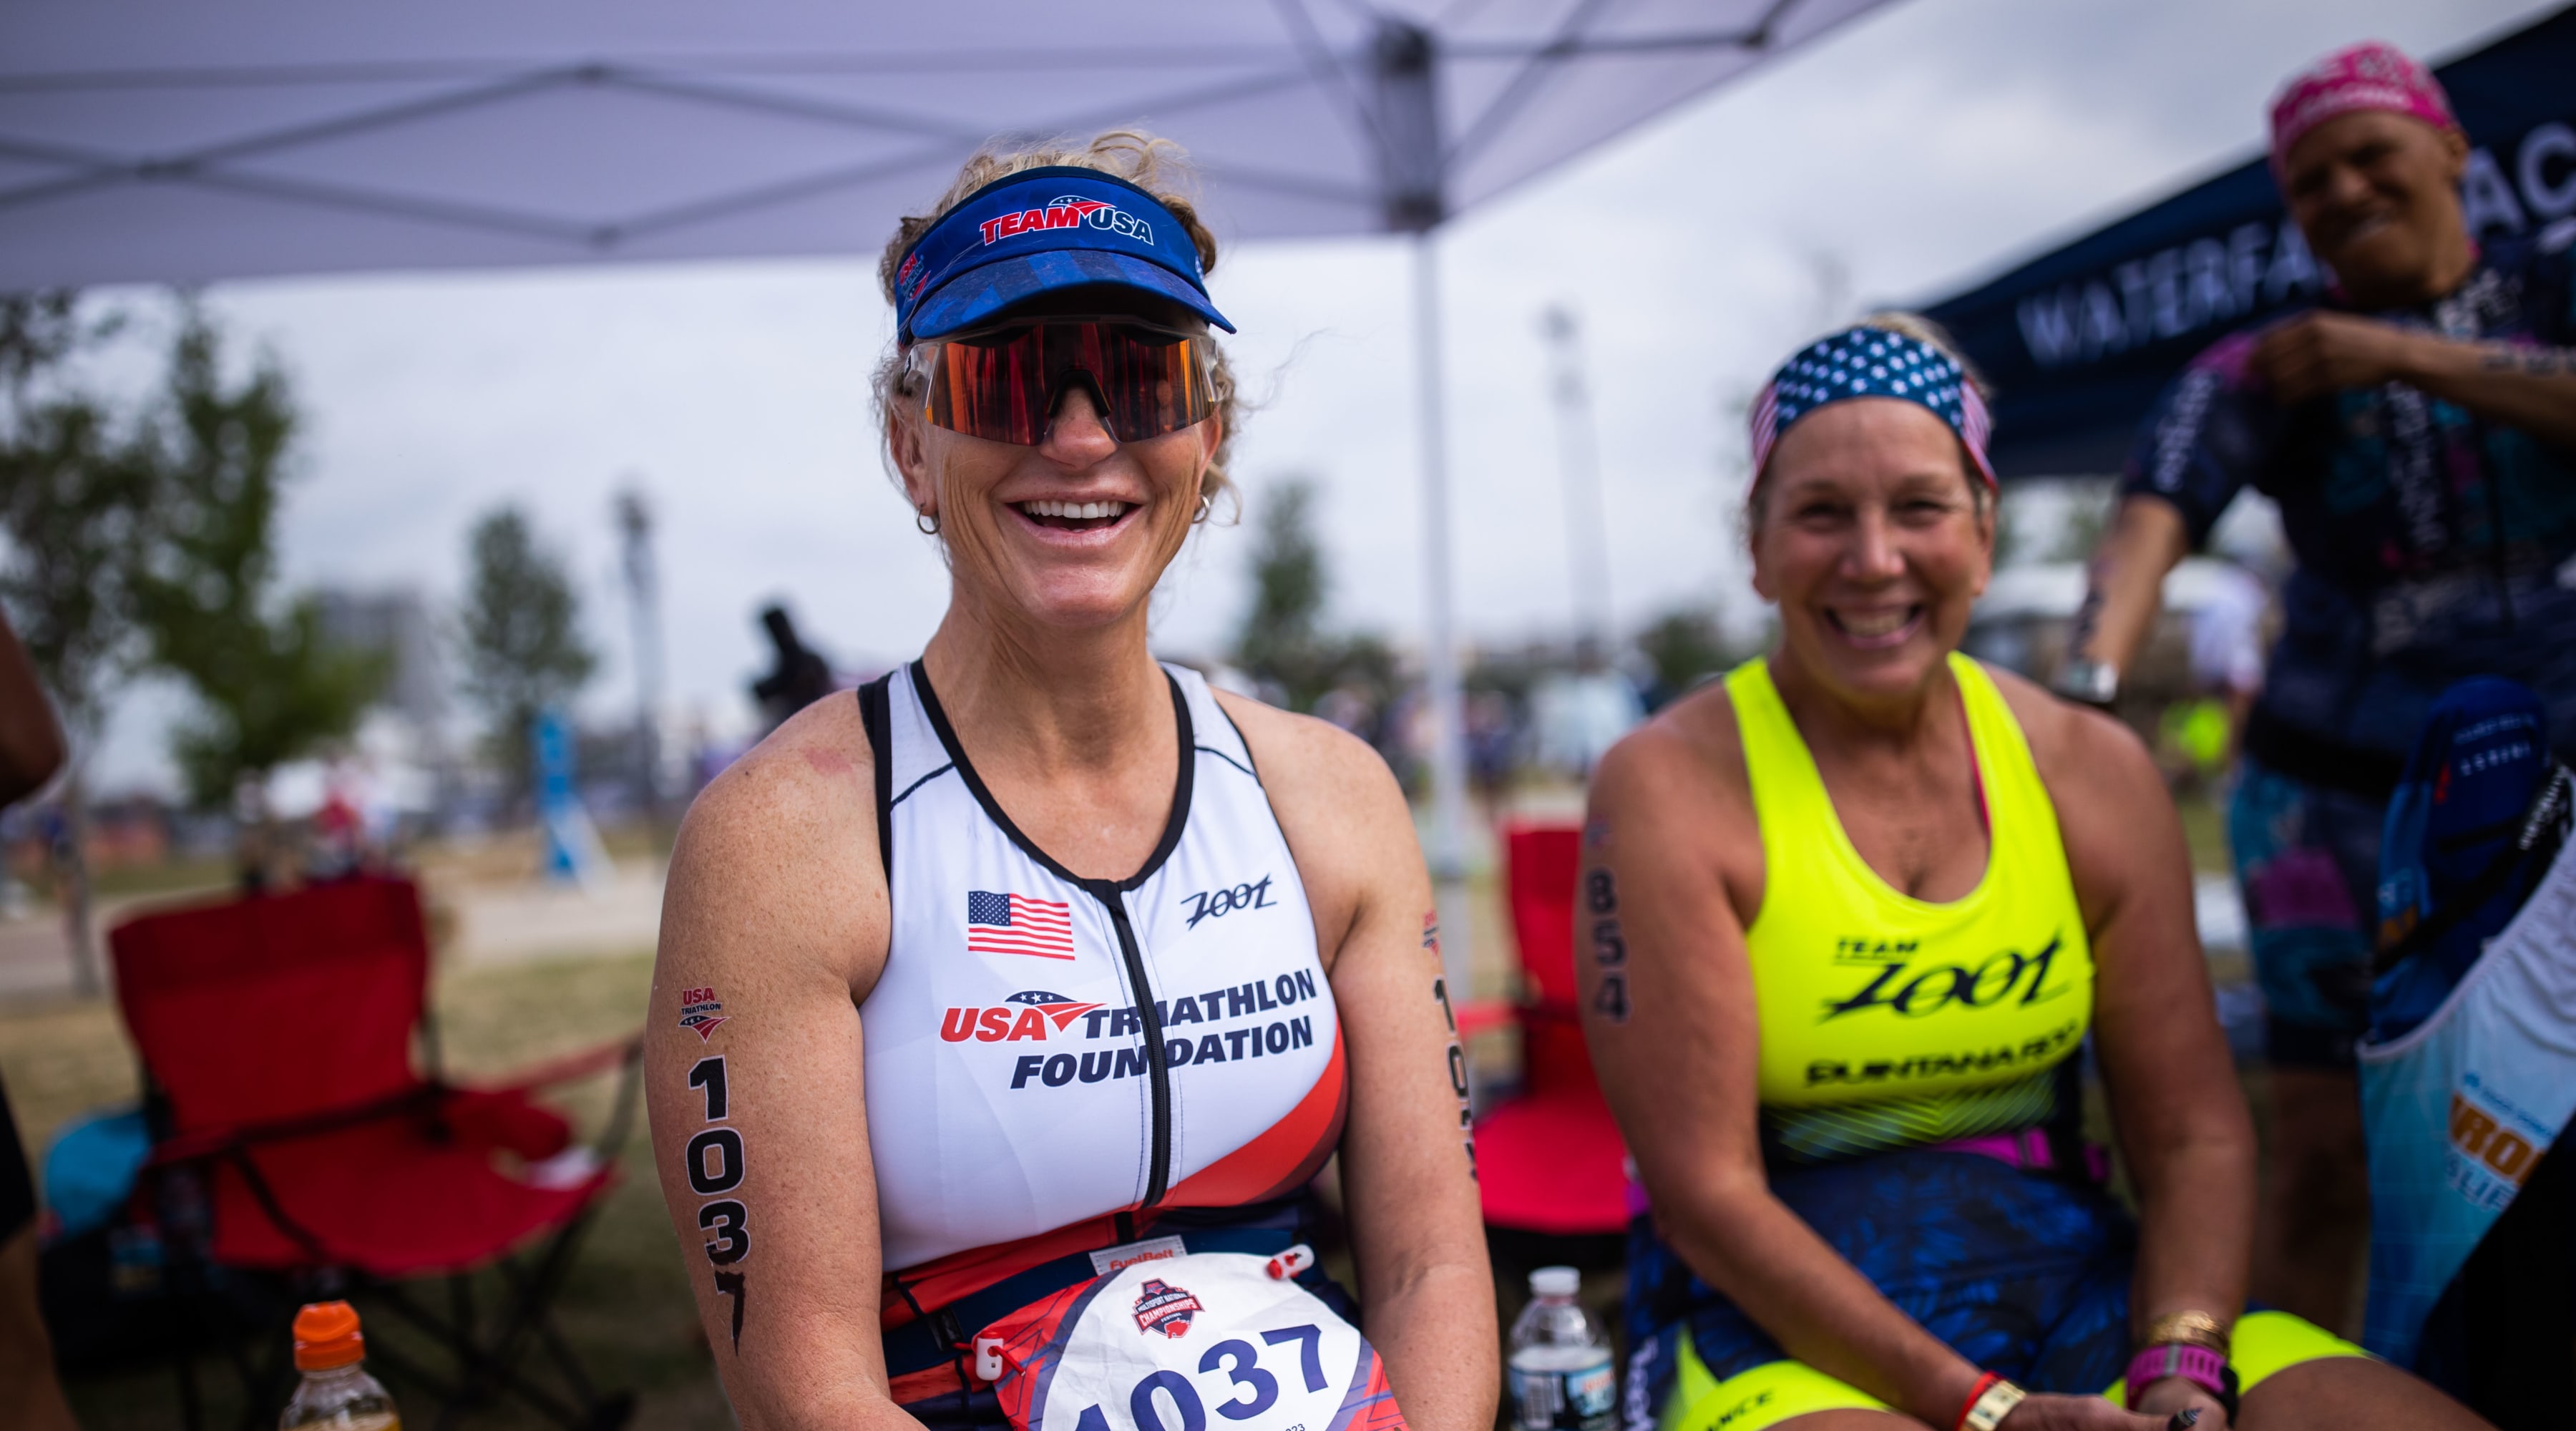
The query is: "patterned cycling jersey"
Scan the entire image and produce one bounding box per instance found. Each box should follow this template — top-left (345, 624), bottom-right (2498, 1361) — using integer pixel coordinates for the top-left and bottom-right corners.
top-left (858, 661), bottom-right (1347, 1321)
top-left (2119, 228), bottom-right (2576, 760)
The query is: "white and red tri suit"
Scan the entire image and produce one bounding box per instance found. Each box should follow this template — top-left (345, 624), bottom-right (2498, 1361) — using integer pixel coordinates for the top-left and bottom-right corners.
top-left (857, 660), bottom-right (1349, 1405)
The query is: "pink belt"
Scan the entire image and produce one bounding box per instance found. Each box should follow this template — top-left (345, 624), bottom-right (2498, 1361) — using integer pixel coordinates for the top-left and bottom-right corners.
top-left (1926, 1126), bottom-right (2112, 1182)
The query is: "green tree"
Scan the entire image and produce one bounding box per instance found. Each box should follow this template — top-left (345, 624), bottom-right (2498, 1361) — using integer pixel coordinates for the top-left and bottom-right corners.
top-left (0, 295), bottom-right (151, 735)
top-left (459, 505), bottom-right (595, 804)
top-left (1634, 607), bottom-right (1735, 708)
top-left (1235, 479), bottom-right (1327, 692)
top-left (130, 313), bottom-right (384, 814)
top-left (1229, 479), bottom-right (1403, 753)
top-left (0, 293), bottom-right (152, 991)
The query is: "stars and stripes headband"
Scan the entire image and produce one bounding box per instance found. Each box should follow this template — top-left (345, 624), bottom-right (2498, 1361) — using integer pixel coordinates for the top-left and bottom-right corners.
top-left (1748, 326), bottom-right (1997, 490)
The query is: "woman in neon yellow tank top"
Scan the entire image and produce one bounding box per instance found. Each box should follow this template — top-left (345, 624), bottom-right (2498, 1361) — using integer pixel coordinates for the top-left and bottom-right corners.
top-left (1582, 320), bottom-right (2487, 1431)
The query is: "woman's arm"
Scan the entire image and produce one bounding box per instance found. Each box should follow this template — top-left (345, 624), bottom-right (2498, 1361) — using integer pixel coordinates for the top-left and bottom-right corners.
top-left (1580, 719), bottom-right (1991, 1425)
top-left (2024, 687), bottom-right (2258, 1422)
top-left (1226, 695), bottom-right (1496, 1431)
top-left (647, 698), bottom-right (911, 1431)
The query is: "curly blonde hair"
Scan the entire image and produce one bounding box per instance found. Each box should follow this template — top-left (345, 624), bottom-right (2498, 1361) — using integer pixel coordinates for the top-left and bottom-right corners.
top-left (872, 130), bottom-right (1241, 520)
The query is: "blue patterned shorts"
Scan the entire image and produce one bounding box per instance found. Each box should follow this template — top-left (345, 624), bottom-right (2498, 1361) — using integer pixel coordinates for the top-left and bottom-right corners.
top-left (1623, 1146), bottom-right (2137, 1427)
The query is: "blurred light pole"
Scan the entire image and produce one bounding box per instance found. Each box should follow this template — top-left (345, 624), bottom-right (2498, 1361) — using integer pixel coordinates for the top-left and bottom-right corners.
top-left (1412, 233), bottom-right (1475, 1007)
top-left (615, 484), bottom-right (665, 829)
top-left (1540, 306), bottom-right (1614, 652)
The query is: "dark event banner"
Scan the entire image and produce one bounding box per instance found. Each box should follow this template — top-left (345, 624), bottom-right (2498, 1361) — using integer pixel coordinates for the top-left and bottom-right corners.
top-left (1921, 4), bottom-right (2576, 479)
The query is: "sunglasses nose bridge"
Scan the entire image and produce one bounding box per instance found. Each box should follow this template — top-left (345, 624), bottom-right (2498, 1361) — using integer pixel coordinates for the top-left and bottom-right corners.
top-left (1040, 367), bottom-right (1121, 444)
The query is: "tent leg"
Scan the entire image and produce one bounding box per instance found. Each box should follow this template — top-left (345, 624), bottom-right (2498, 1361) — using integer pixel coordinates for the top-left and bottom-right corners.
top-left (1410, 230), bottom-right (1476, 1019)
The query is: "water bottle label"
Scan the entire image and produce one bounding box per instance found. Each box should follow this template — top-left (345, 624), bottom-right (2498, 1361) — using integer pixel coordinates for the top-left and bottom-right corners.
top-left (1509, 1361), bottom-right (1616, 1431)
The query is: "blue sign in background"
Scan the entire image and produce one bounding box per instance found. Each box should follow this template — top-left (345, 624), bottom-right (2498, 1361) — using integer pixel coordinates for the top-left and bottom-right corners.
top-left (1921, 5), bottom-right (2576, 479)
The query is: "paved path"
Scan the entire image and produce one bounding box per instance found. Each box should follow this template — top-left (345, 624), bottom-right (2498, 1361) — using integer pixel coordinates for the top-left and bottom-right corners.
top-left (449, 863), bottom-right (665, 967)
top-left (0, 861), bottom-right (670, 1007)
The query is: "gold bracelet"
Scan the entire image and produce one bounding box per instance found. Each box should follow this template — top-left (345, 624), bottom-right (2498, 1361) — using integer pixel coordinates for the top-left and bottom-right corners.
top-left (2137, 1310), bottom-right (2231, 1356)
top-left (1962, 1379), bottom-right (2027, 1431)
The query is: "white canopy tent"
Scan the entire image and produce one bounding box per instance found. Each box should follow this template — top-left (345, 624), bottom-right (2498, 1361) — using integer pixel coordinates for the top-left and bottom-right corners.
top-left (1, 0), bottom-right (1893, 990)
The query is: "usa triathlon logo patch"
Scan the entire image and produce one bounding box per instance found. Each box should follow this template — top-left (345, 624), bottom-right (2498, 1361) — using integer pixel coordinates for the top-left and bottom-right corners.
top-left (678, 987), bottom-right (728, 1042)
top-left (1131, 1278), bottom-right (1202, 1339)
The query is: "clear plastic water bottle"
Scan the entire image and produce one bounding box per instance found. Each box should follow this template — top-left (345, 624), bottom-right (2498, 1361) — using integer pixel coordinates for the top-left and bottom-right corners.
top-left (280, 1301), bottom-right (402, 1430)
top-left (1508, 1266), bottom-right (1615, 1431)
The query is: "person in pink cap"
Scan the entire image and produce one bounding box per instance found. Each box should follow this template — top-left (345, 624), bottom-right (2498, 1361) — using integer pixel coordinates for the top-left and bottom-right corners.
top-left (2059, 38), bottom-right (2576, 1331)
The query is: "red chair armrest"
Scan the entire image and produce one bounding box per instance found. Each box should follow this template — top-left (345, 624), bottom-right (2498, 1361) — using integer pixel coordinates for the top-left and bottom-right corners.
top-left (439, 1088), bottom-right (573, 1161)
top-left (141, 1032), bottom-right (640, 1171)
top-left (470, 1030), bottom-right (643, 1098)
top-left (462, 1029), bottom-right (647, 1166)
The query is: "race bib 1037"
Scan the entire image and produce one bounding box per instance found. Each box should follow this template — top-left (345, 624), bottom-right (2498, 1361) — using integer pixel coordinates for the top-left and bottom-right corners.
top-left (977, 1251), bottom-right (1405, 1431)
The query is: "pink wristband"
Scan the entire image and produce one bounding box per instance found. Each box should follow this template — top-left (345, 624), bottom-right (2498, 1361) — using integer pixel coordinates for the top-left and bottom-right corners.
top-left (2123, 1342), bottom-right (2228, 1408)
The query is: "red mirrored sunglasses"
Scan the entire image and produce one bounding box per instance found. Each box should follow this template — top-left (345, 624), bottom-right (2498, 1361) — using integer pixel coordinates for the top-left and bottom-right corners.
top-left (909, 319), bottom-right (1216, 446)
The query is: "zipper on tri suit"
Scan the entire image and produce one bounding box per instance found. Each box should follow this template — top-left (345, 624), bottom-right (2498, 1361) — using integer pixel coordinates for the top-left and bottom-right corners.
top-left (1091, 883), bottom-right (1174, 1210)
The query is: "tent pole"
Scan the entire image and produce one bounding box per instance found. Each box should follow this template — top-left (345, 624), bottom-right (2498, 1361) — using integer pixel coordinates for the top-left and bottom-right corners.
top-left (1411, 228), bottom-right (1475, 1008)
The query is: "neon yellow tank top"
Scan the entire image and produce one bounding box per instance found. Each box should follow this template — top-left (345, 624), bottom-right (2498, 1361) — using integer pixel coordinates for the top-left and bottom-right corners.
top-left (1727, 654), bottom-right (2093, 1162)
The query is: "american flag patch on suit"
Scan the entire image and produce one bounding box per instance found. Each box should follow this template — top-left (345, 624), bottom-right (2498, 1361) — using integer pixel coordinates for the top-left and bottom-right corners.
top-left (967, 890), bottom-right (1075, 960)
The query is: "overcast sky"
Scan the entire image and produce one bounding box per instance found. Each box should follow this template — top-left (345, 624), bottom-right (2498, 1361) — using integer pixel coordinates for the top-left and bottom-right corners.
top-left (86, 0), bottom-right (2560, 792)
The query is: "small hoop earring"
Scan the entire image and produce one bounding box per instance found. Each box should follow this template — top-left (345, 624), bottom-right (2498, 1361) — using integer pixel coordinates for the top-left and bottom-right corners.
top-left (1194, 492), bottom-right (1214, 522)
top-left (915, 509), bottom-right (940, 535)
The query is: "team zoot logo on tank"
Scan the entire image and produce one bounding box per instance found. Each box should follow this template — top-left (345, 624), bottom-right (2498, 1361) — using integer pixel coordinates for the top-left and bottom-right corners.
top-left (1818, 934), bottom-right (2075, 1021)
top-left (980, 196), bottom-right (1157, 247)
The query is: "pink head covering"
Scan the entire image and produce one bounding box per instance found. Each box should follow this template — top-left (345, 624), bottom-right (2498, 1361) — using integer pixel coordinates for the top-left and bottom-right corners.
top-left (2269, 41), bottom-right (2459, 179)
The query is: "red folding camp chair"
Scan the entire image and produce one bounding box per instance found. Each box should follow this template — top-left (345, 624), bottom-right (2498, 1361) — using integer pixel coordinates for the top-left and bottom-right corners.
top-left (1468, 825), bottom-right (1631, 1243)
top-left (108, 874), bottom-right (640, 1430)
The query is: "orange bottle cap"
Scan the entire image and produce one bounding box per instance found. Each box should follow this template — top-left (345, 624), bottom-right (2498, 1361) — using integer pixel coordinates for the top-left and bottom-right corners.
top-left (292, 1300), bottom-right (366, 1371)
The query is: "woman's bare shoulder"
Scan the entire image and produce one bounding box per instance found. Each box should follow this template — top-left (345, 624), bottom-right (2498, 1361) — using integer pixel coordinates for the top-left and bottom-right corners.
top-left (1208, 686), bottom-right (1408, 814)
top-left (1981, 662), bottom-right (2184, 907)
top-left (1595, 677), bottom-right (1752, 824)
top-left (1206, 688), bottom-right (1418, 945)
top-left (663, 691), bottom-right (886, 987)
top-left (1981, 663), bottom-right (2160, 800)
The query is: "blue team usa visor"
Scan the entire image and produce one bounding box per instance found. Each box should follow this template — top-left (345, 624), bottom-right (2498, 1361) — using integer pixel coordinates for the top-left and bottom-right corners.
top-left (893, 167), bottom-right (1235, 344)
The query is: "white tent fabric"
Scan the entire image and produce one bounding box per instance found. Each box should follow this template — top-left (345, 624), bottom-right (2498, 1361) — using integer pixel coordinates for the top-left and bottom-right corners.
top-left (1, 0), bottom-right (1892, 992)
top-left (0, 0), bottom-right (1885, 288)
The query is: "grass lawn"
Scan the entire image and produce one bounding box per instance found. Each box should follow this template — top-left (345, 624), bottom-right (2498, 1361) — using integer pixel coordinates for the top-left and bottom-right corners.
top-left (2, 949), bottom-right (736, 1430)
top-left (2177, 789), bottom-right (2233, 874)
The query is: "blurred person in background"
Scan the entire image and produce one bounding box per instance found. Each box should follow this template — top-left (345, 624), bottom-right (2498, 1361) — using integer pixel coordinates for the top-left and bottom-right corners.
top-left (648, 132), bottom-right (1493, 1431)
top-left (1466, 688), bottom-right (1519, 819)
top-left (749, 603), bottom-right (839, 734)
top-left (304, 763), bottom-right (370, 881)
top-left (2055, 41), bottom-right (2576, 1327)
top-left (0, 612), bottom-right (78, 1431)
top-left (2157, 557), bottom-right (2270, 788)
top-left (1532, 640), bottom-right (1644, 780)
top-left (1587, 318), bottom-right (2480, 1431)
